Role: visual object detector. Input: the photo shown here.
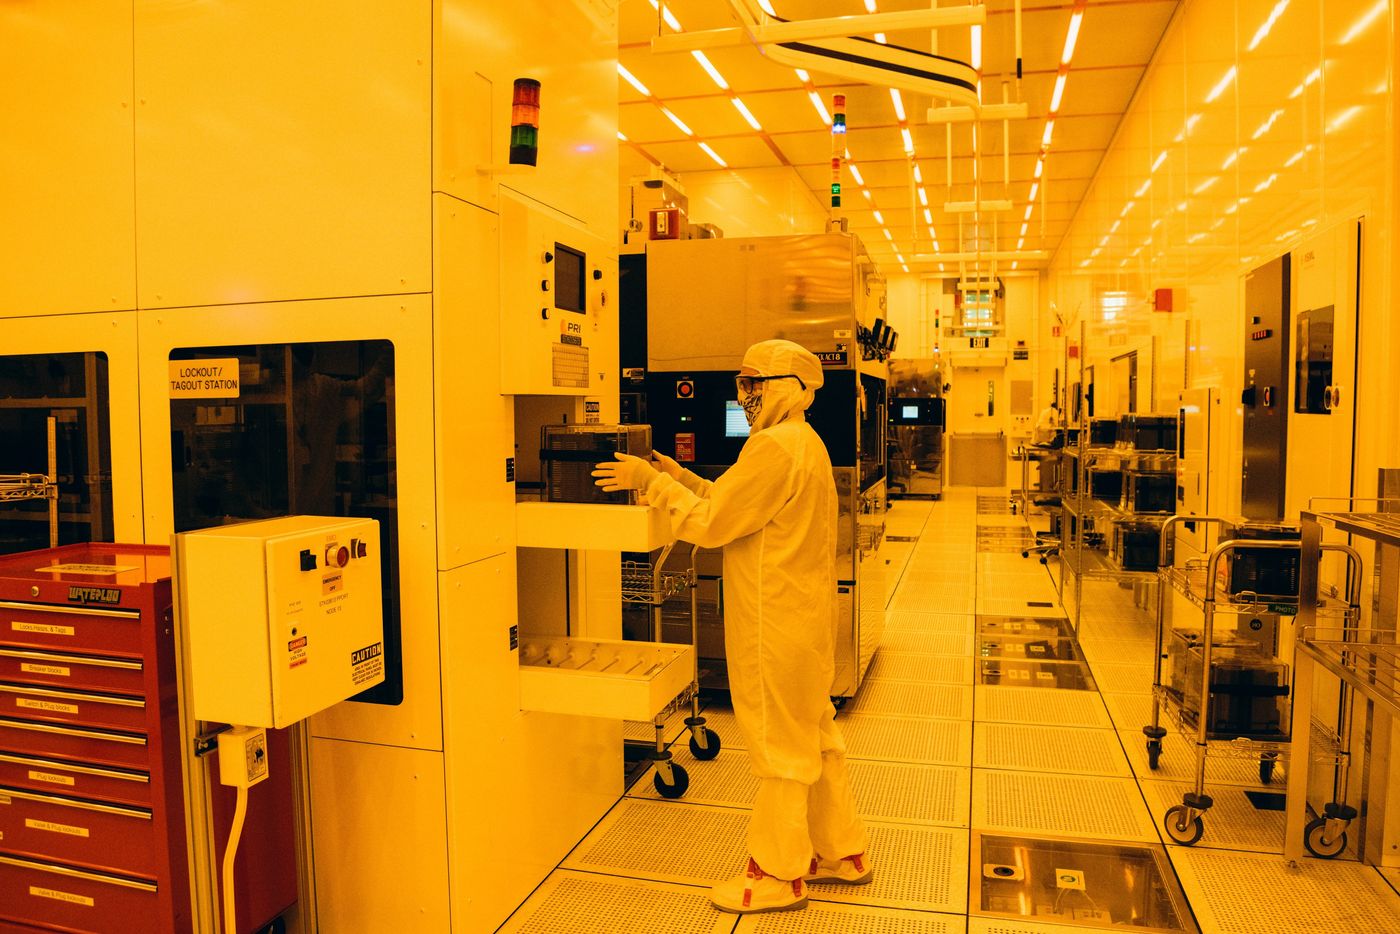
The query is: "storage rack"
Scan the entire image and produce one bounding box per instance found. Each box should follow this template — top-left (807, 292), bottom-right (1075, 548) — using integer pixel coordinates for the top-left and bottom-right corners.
top-left (0, 416), bottom-right (59, 549)
top-left (1145, 515), bottom-right (1360, 853)
top-left (1285, 502), bottom-right (1400, 863)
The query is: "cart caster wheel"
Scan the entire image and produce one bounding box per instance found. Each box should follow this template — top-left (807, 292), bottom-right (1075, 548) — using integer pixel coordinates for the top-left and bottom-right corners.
top-left (1146, 739), bottom-right (1162, 771)
top-left (689, 729), bottom-right (722, 761)
top-left (1163, 806), bottom-right (1204, 846)
top-left (1021, 550), bottom-right (1031, 558)
top-left (1259, 756), bottom-right (1277, 785)
top-left (831, 696), bottom-right (848, 710)
top-left (654, 763), bottom-right (689, 799)
top-left (1303, 817), bottom-right (1347, 859)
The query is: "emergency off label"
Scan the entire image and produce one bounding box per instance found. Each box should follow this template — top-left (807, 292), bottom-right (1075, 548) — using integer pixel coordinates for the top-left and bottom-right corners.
top-left (169, 358), bottom-right (241, 399)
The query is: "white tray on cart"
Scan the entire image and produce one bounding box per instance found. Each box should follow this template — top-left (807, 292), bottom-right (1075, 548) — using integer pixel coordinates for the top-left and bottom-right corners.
top-left (519, 636), bottom-right (694, 721)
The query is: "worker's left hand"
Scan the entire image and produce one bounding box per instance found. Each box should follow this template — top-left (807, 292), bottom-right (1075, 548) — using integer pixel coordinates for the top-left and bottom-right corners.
top-left (592, 452), bottom-right (660, 492)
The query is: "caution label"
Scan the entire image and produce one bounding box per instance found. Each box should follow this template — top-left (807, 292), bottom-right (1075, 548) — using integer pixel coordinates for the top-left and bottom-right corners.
top-left (288, 635), bottom-right (308, 670)
top-left (12, 622), bottom-right (74, 637)
top-left (27, 818), bottom-right (89, 838)
top-left (350, 641), bottom-right (384, 686)
top-left (28, 770), bottom-right (76, 787)
top-left (17, 698), bottom-right (78, 715)
top-left (29, 886), bottom-right (94, 908)
top-left (36, 563), bottom-right (137, 576)
top-left (169, 358), bottom-right (241, 399)
top-left (21, 663), bottom-right (70, 677)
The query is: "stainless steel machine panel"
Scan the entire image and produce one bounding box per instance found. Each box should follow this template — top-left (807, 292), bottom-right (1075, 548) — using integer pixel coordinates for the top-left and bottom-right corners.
top-left (1242, 255), bottom-right (1290, 520)
top-left (646, 234), bottom-right (866, 371)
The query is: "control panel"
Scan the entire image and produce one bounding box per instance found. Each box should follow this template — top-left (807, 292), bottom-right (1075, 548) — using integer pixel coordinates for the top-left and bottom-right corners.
top-left (177, 516), bottom-right (385, 728)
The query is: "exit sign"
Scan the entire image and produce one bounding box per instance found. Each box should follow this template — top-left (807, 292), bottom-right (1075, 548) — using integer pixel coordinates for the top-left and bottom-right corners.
top-left (969, 337), bottom-right (990, 349)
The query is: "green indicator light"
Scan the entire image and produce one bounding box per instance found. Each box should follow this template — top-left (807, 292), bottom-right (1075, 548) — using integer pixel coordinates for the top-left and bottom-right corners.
top-left (831, 183), bottom-right (841, 194)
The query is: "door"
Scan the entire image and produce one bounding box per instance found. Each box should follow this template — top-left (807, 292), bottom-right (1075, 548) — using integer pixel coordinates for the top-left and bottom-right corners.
top-left (1241, 255), bottom-right (1291, 520)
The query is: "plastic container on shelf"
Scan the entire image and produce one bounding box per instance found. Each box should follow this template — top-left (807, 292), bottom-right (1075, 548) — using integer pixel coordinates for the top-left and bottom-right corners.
top-left (541, 423), bottom-right (653, 506)
top-left (1217, 520), bottom-right (1301, 597)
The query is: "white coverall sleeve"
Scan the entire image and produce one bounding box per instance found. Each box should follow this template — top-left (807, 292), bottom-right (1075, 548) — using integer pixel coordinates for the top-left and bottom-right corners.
top-left (674, 467), bottom-right (714, 498)
top-left (644, 435), bottom-right (792, 549)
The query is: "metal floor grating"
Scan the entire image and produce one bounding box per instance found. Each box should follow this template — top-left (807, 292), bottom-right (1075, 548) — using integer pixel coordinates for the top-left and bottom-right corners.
top-left (974, 685), bottom-right (1113, 728)
top-left (972, 769), bottom-right (1159, 843)
top-left (847, 680), bottom-right (974, 720)
top-left (1084, 661), bottom-right (1155, 694)
top-left (891, 592), bottom-right (976, 615)
top-left (696, 707), bottom-right (743, 749)
top-left (976, 597), bottom-right (1063, 618)
top-left (1079, 637), bottom-right (1158, 668)
top-left (499, 871), bottom-right (732, 934)
top-left (736, 902), bottom-right (966, 933)
top-left (838, 712), bottom-right (972, 765)
top-left (1118, 728), bottom-right (1286, 788)
top-left (1140, 780), bottom-right (1287, 853)
top-left (1169, 847), bottom-right (1400, 933)
top-left (973, 723), bottom-right (1132, 777)
top-left (807, 823), bottom-right (970, 913)
top-left (883, 611), bottom-right (977, 633)
top-left (1101, 691), bottom-right (1157, 730)
top-left (563, 799), bottom-right (750, 883)
top-left (865, 652), bottom-right (974, 684)
top-left (878, 630), bottom-right (975, 655)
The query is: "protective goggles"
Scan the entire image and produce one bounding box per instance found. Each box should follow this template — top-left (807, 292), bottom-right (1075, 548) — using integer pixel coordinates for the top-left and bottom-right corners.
top-left (735, 373), bottom-right (807, 394)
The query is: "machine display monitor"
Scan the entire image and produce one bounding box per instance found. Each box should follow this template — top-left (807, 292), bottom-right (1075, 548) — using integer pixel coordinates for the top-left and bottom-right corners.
top-left (554, 242), bottom-right (586, 313)
top-left (724, 400), bottom-right (751, 438)
top-left (902, 404), bottom-right (919, 419)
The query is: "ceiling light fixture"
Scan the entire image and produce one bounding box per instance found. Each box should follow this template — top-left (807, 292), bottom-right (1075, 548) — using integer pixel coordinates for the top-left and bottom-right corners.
top-left (1340, 0), bottom-right (1387, 44)
top-left (617, 64), bottom-right (651, 97)
top-left (1019, 222), bottom-right (1029, 237)
top-left (731, 98), bottom-right (762, 130)
top-left (1028, 181), bottom-right (1039, 202)
top-left (1023, 203), bottom-right (1034, 222)
top-left (1061, 9), bottom-right (1084, 64)
top-left (1252, 108), bottom-right (1284, 139)
top-left (971, 25), bottom-right (983, 70)
top-left (1050, 73), bottom-right (1067, 112)
top-left (660, 106), bottom-right (693, 136)
top-left (873, 210), bottom-right (885, 224)
top-left (890, 88), bottom-right (907, 121)
top-left (901, 127), bottom-right (915, 153)
top-left (1192, 176), bottom-right (1218, 195)
top-left (1151, 151), bottom-right (1167, 173)
top-left (918, 188), bottom-right (929, 206)
top-left (1034, 159), bottom-right (1045, 179)
top-left (1205, 65), bottom-right (1237, 103)
top-left (795, 68), bottom-right (810, 83)
top-left (809, 91), bottom-right (832, 124)
top-left (698, 142), bottom-right (727, 167)
top-left (849, 163), bottom-right (865, 186)
top-left (1221, 148), bottom-right (1243, 170)
top-left (617, 130), bottom-right (628, 141)
top-left (757, 0), bottom-right (777, 14)
top-left (1247, 0), bottom-right (1291, 51)
top-left (1328, 105), bottom-right (1363, 132)
top-left (1283, 146), bottom-right (1310, 168)
top-left (875, 33), bottom-right (888, 44)
top-left (924, 208), bottom-right (933, 223)
top-left (913, 164), bottom-right (924, 184)
top-left (1135, 179), bottom-right (1151, 197)
top-left (692, 51), bottom-right (728, 90)
top-left (1041, 120), bottom-right (1055, 148)
top-left (1120, 200), bottom-right (1135, 217)
top-left (884, 229), bottom-right (894, 241)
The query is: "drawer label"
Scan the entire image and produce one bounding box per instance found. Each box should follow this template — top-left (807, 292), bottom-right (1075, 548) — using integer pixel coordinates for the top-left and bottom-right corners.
top-left (27, 818), bottom-right (90, 837)
top-left (12, 622), bottom-right (75, 637)
top-left (17, 698), bottom-right (78, 715)
top-left (20, 662), bottom-right (70, 677)
top-left (28, 770), bottom-right (76, 787)
top-left (30, 886), bottom-right (94, 907)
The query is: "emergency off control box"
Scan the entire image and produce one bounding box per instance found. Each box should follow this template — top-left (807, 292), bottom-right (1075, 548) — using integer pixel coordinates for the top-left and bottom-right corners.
top-left (176, 516), bottom-right (385, 729)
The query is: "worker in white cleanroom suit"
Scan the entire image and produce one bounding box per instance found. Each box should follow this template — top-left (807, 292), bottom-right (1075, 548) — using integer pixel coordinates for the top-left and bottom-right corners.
top-left (594, 339), bottom-right (870, 915)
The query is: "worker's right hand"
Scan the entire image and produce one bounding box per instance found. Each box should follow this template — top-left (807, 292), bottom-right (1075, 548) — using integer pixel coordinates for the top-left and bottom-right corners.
top-left (649, 450), bottom-right (683, 480)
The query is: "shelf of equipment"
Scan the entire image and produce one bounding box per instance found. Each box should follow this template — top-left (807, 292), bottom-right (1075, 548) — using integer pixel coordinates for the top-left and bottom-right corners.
top-left (0, 417), bottom-right (59, 548)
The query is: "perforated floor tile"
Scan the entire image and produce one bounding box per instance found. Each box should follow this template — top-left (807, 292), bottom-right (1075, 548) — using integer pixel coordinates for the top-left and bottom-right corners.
top-left (847, 680), bottom-right (974, 720)
top-left (879, 630), bottom-right (976, 656)
top-left (807, 823), bottom-right (970, 913)
top-left (973, 723), bottom-right (1132, 777)
top-left (1078, 637), bottom-right (1158, 668)
top-left (1118, 728), bottom-right (1286, 788)
top-left (865, 652), bottom-right (974, 684)
top-left (971, 769), bottom-right (1158, 843)
top-left (892, 590), bottom-right (976, 615)
top-left (974, 685), bottom-right (1113, 728)
top-left (1140, 780), bottom-right (1286, 853)
top-left (1085, 661), bottom-right (1155, 694)
top-left (1169, 847), bottom-right (1400, 933)
top-left (883, 611), bottom-right (978, 633)
top-left (736, 902), bottom-right (966, 933)
top-left (498, 871), bottom-right (732, 934)
top-left (623, 706), bottom-right (694, 745)
top-left (976, 597), bottom-right (1064, 618)
top-left (563, 799), bottom-right (750, 883)
top-left (1102, 691), bottom-right (1157, 731)
top-left (697, 707), bottom-right (743, 749)
top-left (838, 712), bottom-right (971, 765)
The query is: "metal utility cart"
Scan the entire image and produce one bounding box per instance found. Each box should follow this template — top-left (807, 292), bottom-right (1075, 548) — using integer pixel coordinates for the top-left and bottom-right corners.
top-left (1286, 502), bottom-right (1400, 863)
top-left (620, 541), bottom-right (721, 799)
top-left (1, 416), bottom-right (60, 549)
top-left (1145, 515), bottom-right (1360, 851)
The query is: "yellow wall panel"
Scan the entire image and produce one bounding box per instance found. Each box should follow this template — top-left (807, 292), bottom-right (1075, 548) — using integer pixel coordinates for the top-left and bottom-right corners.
top-left (133, 2), bottom-right (431, 309)
top-left (0, 2), bottom-right (135, 317)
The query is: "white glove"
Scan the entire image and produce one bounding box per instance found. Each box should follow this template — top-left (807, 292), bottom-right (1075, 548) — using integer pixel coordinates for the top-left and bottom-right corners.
top-left (592, 452), bottom-right (660, 493)
top-left (649, 450), bottom-right (683, 480)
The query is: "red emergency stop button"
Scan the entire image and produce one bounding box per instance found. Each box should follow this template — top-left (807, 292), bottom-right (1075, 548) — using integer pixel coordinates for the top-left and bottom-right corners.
top-left (325, 544), bottom-right (350, 568)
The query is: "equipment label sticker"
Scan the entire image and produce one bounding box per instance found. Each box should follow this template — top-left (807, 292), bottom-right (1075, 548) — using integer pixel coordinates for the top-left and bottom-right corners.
top-left (29, 770), bottom-right (76, 787)
top-left (322, 572), bottom-right (342, 596)
top-left (350, 642), bottom-right (384, 685)
top-left (27, 818), bottom-right (89, 838)
top-left (12, 622), bottom-right (74, 637)
top-left (18, 698), bottom-right (78, 715)
top-left (816, 347), bottom-right (848, 366)
top-left (30, 886), bottom-right (94, 908)
top-left (36, 563), bottom-right (137, 576)
top-left (169, 358), bottom-right (241, 398)
top-left (21, 663), bottom-right (70, 677)
top-left (288, 636), bottom-right (308, 670)
top-left (66, 586), bottom-right (122, 605)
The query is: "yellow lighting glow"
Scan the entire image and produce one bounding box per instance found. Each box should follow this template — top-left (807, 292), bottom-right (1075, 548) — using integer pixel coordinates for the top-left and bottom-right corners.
top-left (1061, 10), bottom-right (1084, 64)
top-left (1151, 152), bottom-right (1167, 173)
top-left (890, 88), bottom-right (907, 121)
top-left (692, 51), bottom-right (728, 90)
top-left (1205, 65), bottom-right (1237, 103)
top-left (758, 0), bottom-right (777, 14)
top-left (849, 163), bottom-right (865, 185)
top-left (1247, 0), bottom-right (1291, 51)
top-left (1251, 109), bottom-right (1284, 139)
top-left (1192, 176), bottom-right (1218, 195)
top-left (809, 91), bottom-right (832, 124)
top-left (1034, 159), bottom-right (1045, 179)
top-left (698, 142), bottom-right (727, 167)
top-left (924, 208), bottom-right (933, 223)
top-left (731, 98), bottom-right (762, 130)
top-left (914, 164), bottom-right (924, 183)
top-left (1041, 120), bottom-right (1055, 148)
top-left (873, 210), bottom-right (885, 224)
top-left (971, 25), bottom-right (983, 70)
top-left (1050, 73), bottom-right (1067, 112)
top-left (1328, 105), bottom-right (1363, 132)
top-left (918, 188), bottom-right (929, 206)
top-left (901, 127), bottom-right (915, 153)
top-left (1340, 0), bottom-right (1387, 44)
top-left (660, 106), bottom-right (693, 136)
top-left (1028, 181), bottom-right (1040, 202)
top-left (617, 64), bottom-right (651, 97)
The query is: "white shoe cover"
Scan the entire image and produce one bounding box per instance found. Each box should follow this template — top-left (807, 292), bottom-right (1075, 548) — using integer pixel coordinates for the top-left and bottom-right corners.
top-left (710, 858), bottom-right (808, 914)
top-left (803, 852), bottom-right (874, 885)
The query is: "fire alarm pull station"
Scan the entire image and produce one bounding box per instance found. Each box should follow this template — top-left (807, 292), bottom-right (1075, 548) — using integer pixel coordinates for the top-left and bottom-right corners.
top-left (177, 515), bottom-right (385, 728)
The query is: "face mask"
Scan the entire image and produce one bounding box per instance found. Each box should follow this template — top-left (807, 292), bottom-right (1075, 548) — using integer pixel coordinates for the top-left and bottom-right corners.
top-left (739, 388), bottom-right (763, 426)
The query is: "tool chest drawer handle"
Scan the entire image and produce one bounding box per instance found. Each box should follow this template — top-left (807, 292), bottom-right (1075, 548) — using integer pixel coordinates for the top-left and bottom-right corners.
top-left (0, 785), bottom-right (152, 818)
top-left (0, 853), bottom-right (158, 892)
top-left (0, 752), bottom-right (149, 784)
top-left (0, 717), bottom-right (147, 746)
top-left (0, 648), bottom-right (143, 671)
top-left (0, 683), bottom-right (146, 708)
top-left (0, 601), bottom-right (141, 619)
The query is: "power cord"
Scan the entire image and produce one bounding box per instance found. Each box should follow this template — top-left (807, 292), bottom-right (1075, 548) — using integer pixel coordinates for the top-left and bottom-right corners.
top-left (217, 726), bottom-right (269, 933)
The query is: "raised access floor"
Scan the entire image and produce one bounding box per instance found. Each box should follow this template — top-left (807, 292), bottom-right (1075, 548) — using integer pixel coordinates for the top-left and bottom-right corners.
top-left (499, 488), bottom-right (1400, 933)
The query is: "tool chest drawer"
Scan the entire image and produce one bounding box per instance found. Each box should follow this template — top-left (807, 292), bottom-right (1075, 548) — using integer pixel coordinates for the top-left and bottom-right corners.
top-left (0, 853), bottom-right (160, 933)
top-left (0, 603), bottom-right (145, 658)
top-left (0, 646), bottom-right (144, 696)
top-left (0, 718), bottom-right (148, 772)
top-left (0, 683), bottom-right (147, 733)
top-left (0, 752), bottom-right (151, 808)
top-left (0, 787), bottom-right (156, 877)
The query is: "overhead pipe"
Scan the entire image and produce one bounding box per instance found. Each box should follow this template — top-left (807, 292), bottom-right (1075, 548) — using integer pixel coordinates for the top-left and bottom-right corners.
top-left (652, 5), bottom-right (986, 52)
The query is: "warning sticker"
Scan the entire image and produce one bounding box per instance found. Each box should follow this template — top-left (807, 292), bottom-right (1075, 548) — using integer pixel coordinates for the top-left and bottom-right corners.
top-left (350, 642), bottom-right (384, 686)
top-left (35, 563), bottom-right (137, 576)
top-left (288, 635), bottom-right (308, 670)
top-left (29, 886), bottom-right (94, 908)
top-left (168, 358), bottom-right (241, 399)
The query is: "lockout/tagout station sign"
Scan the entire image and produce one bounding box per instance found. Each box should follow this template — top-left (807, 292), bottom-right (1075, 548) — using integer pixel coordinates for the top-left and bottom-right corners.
top-left (169, 358), bottom-right (241, 399)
